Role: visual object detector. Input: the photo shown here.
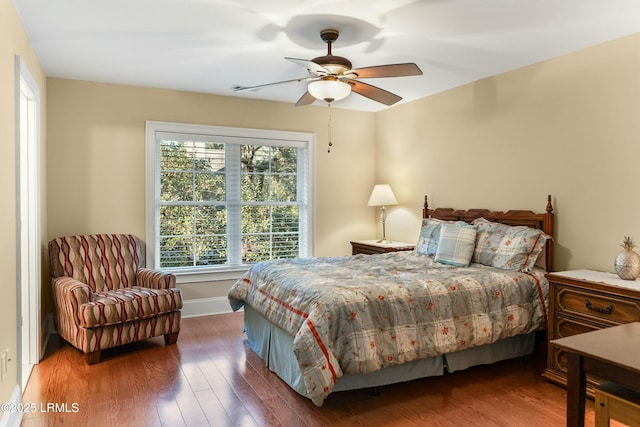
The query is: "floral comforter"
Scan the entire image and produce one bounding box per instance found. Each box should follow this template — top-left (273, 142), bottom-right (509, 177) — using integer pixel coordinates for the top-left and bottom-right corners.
top-left (228, 251), bottom-right (548, 406)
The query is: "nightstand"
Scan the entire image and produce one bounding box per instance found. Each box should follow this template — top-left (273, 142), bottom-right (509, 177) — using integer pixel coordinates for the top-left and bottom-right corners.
top-left (350, 240), bottom-right (415, 255)
top-left (543, 270), bottom-right (640, 393)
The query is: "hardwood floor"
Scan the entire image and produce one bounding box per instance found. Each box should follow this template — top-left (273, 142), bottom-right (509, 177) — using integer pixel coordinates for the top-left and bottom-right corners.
top-left (21, 312), bottom-right (597, 426)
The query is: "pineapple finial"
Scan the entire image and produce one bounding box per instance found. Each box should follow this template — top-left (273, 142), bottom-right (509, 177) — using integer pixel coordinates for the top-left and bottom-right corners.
top-left (621, 236), bottom-right (636, 251)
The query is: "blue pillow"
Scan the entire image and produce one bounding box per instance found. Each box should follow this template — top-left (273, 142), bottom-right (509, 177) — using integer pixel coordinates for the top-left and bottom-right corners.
top-left (435, 224), bottom-right (477, 267)
top-left (416, 218), bottom-right (468, 256)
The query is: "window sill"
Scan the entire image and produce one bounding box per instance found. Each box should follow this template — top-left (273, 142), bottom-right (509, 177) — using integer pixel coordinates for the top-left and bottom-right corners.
top-left (169, 266), bottom-right (251, 284)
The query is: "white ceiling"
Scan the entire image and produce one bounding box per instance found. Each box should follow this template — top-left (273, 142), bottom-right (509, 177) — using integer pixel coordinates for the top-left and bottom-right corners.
top-left (13, 0), bottom-right (640, 112)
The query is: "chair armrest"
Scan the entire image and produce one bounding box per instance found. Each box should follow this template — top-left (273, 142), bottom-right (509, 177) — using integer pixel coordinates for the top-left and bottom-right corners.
top-left (52, 277), bottom-right (92, 326)
top-left (136, 268), bottom-right (176, 289)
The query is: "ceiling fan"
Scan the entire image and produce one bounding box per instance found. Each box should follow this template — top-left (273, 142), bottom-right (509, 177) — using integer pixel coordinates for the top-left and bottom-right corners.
top-left (233, 28), bottom-right (423, 106)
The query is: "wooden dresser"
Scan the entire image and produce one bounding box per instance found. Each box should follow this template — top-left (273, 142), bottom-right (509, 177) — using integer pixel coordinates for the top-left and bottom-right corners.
top-left (544, 270), bottom-right (640, 393)
top-left (350, 240), bottom-right (415, 255)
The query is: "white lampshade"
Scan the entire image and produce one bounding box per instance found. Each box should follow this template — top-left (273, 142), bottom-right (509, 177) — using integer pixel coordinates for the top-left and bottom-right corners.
top-left (367, 184), bottom-right (398, 207)
top-left (308, 79), bottom-right (351, 103)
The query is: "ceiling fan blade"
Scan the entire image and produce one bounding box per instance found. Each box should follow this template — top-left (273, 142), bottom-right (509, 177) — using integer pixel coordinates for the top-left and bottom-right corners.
top-left (349, 80), bottom-right (402, 106)
top-left (233, 76), bottom-right (316, 92)
top-left (285, 57), bottom-right (331, 76)
top-left (295, 91), bottom-right (316, 107)
top-left (351, 63), bottom-right (423, 79)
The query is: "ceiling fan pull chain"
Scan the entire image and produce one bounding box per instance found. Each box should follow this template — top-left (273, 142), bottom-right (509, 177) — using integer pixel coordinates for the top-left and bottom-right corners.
top-left (328, 103), bottom-right (333, 153)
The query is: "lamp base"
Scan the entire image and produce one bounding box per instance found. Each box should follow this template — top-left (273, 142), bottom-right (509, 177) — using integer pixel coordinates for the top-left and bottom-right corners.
top-left (376, 239), bottom-right (393, 244)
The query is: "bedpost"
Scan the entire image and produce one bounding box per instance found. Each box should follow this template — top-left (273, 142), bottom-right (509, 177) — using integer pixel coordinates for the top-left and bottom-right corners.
top-left (423, 195), bottom-right (429, 219)
top-left (544, 195), bottom-right (554, 272)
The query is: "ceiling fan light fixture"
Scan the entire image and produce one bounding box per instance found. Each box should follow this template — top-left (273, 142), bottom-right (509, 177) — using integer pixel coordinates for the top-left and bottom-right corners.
top-left (308, 78), bottom-right (351, 103)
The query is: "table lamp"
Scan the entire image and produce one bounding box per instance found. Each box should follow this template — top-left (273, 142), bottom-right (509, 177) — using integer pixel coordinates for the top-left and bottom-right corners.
top-left (367, 184), bottom-right (398, 243)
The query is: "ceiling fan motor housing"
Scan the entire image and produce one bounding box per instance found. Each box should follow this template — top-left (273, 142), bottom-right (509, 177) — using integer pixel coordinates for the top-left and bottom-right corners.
top-left (311, 55), bottom-right (352, 74)
top-left (313, 29), bottom-right (352, 75)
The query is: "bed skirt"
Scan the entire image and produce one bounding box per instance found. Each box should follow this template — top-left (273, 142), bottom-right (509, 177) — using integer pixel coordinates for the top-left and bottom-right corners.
top-left (243, 305), bottom-right (536, 399)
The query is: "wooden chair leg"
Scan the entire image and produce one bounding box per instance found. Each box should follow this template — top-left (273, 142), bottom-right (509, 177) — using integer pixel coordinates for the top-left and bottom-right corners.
top-left (594, 390), bottom-right (609, 427)
top-left (164, 331), bottom-right (179, 345)
top-left (595, 382), bottom-right (640, 427)
top-left (85, 350), bottom-right (101, 365)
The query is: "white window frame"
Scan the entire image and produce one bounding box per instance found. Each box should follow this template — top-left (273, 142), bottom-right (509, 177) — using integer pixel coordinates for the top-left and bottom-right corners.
top-left (145, 121), bottom-right (315, 283)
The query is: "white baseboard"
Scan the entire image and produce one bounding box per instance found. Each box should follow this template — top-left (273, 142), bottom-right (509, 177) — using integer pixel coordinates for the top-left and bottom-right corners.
top-left (0, 385), bottom-right (23, 427)
top-left (182, 296), bottom-right (236, 318)
top-left (41, 299), bottom-right (231, 341)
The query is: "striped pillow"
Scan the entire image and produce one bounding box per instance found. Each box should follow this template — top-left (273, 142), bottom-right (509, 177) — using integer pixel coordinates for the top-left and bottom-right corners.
top-left (435, 224), bottom-right (478, 267)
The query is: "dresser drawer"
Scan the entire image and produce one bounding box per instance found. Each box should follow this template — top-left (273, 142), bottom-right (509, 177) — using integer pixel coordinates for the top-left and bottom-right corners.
top-left (553, 314), bottom-right (608, 339)
top-left (350, 241), bottom-right (415, 255)
top-left (551, 316), bottom-right (601, 372)
top-left (548, 316), bottom-right (608, 390)
top-left (352, 245), bottom-right (385, 255)
top-left (556, 285), bottom-right (640, 324)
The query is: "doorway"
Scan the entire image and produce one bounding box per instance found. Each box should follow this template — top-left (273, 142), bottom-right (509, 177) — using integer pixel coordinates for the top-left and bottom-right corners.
top-left (16, 56), bottom-right (42, 391)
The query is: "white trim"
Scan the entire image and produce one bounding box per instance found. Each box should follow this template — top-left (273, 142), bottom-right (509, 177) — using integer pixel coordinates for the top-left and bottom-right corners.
top-left (149, 121), bottom-right (312, 147)
top-left (0, 385), bottom-right (23, 427)
top-left (41, 298), bottom-right (229, 333)
top-left (174, 267), bottom-right (247, 284)
top-left (182, 297), bottom-right (238, 318)
top-left (15, 56), bottom-right (42, 393)
top-left (144, 120), bottom-right (315, 274)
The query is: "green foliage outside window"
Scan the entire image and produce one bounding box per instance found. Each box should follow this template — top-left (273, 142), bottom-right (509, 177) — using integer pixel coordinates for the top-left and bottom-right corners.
top-left (158, 140), bottom-right (300, 268)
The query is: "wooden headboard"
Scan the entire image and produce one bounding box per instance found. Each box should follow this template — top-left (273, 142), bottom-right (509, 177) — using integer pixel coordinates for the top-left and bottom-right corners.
top-left (423, 195), bottom-right (554, 272)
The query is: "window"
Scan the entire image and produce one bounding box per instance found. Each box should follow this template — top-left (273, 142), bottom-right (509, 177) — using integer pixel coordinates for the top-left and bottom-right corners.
top-left (146, 121), bottom-right (314, 280)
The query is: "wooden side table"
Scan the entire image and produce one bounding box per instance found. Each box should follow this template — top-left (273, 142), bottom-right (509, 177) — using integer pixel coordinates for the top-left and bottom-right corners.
top-left (543, 270), bottom-right (640, 394)
top-left (551, 322), bottom-right (640, 427)
top-left (350, 240), bottom-right (415, 255)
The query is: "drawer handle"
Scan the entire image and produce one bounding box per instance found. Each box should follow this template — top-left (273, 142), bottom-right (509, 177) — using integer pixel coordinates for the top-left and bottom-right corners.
top-left (584, 299), bottom-right (614, 315)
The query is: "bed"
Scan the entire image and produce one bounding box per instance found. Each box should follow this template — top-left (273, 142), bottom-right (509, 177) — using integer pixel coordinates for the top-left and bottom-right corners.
top-left (228, 195), bottom-right (554, 406)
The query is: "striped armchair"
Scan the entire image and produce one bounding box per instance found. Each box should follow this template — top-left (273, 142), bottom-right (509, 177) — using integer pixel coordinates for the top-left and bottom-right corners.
top-left (48, 234), bottom-right (182, 364)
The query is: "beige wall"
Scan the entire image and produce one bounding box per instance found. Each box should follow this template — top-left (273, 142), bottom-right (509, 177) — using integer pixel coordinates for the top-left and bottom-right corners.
top-left (46, 34), bottom-right (640, 310)
top-left (377, 34), bottom-right (640, 273)
top-left (46, 79), bottom-right (376, 303)
top-left (0, 0), bottom-right (47, 406)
